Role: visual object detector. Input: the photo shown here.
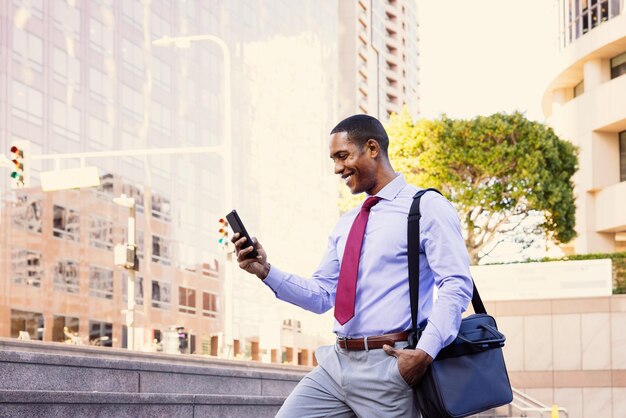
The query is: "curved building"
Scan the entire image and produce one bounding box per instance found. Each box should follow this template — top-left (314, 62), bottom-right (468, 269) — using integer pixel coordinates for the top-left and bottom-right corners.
top-left (543, 0), bottom-right (626, 254)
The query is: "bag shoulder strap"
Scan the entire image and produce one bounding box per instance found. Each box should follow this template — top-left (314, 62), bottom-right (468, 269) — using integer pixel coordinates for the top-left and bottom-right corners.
top-left (407, 188), bottom-right (487, 348)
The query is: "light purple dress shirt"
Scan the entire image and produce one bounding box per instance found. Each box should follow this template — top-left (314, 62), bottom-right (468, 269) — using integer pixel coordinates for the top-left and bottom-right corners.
top-left (263, 174), bottom-right (473, 359)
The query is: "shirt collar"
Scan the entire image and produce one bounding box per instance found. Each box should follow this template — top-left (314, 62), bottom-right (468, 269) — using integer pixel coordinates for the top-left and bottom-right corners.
top-left (369, 173), bottom-right (407, 201)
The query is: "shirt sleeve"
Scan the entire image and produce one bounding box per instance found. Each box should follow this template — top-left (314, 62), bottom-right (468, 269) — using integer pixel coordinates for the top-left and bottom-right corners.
top-left (415, 194), bottom-right (473, 359)
top-left (262, 234), bottom-right (340, 314)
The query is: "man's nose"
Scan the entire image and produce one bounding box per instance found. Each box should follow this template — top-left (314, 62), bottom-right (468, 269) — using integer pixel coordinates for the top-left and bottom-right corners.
top-left (334, 162), bottom-right (343, 175)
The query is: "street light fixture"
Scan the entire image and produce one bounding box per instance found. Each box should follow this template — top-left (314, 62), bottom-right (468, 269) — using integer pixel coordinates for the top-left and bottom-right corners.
top-left (153, 34), bottom-right (235, 358)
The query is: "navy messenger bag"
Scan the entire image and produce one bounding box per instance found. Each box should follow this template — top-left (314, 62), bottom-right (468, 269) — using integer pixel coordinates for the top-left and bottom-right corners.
top-left (407, 188), bottom-right (513, 418)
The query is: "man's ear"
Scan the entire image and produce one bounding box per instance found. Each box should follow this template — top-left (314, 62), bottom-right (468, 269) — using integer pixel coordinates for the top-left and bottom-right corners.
top-left (367, 139), bottom-right (380, 158)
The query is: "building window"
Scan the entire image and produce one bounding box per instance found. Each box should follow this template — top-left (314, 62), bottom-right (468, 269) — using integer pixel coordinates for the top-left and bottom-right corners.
top-left (121, 273), bottom-right (144, 305)
top-left (121, 39), bottom-right (144, 77)
top-left (151, 100), bottom-right (172, 135)
top-left (88, 115), bottom-right (114, 149)
top-left (151, 193), bottom-right (171, 222)
top-left (137, 230), bottom-right (145, 259)
top-left (11, 309), bottom-right (44, 340)
top-left (52, 47), bottom-right (81, 89)
top-left (619, 131), bottom-right (626, 181)
top-left (12, 250), bottom-right (43, 288)
top-left (54, 259), bottom-right (80, 294)
top-left (151, 11), bottom-right (171, 38)
top-left (89, 320), bottom-right (113, 347)
top-left (89, 67), bottom-right (113, 103)
top-left (574, 80), bottom-right (585, 97)
top-left (89, 216), bottom-right (113, 250)
top-left (152, 57), bottom-right (171, 92)
top-left (12, 27), bottom-right (43, 72)
top-left (89, 266), bottom-right (114, 300)
top-left (52, 315), bottom-right (79, 343)
top-left (52, 99), bottom-right (81, 142)
top-left (151, 234), bottom-right (171, 265)
top-left (89, 18), bottom-right (114, 55)
top-left (12, 80), bottom-right (43, 126)
top-left (12, 194), bottom-right (42, 233)
top-left (179, 287), bottom-right (196, 314)
top-left (121, 84), bottom-right (144, 121)
top-left (12, 0), bottom-right (44, 20)
top-left (202, 259), bottom-right (219, 279)
top-left (53, 205), bottom-right (80, 241)
top-left (611, 51), bottom-right (626, 79)
top-left (282, 319), bottom-right (302, 333)
top-left (53, 0), bottom-right (81, 40)
top-left (202, 292), bottom-right (218, 318)
top-left (122, 182), bottom-right (144, 213)
top-left (122, 0), bottom-right (144, 30)
top-left (151, 280), bottom-right (171, 309)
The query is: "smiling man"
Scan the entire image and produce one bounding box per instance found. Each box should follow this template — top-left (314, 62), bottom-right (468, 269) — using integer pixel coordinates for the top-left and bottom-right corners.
top-left (233, 114), bottom-right (473, 417)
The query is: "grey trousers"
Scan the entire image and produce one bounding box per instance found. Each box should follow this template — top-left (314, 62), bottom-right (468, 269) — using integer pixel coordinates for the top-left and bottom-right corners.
top-left (276, 342), bottom-right (419, 418)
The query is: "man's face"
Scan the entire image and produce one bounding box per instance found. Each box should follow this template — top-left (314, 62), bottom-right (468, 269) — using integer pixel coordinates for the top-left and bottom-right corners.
top-left (329, 132), bottom-right (376, 195)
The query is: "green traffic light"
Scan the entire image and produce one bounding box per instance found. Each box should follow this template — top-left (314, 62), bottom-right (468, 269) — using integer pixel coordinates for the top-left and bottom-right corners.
top-left (10, 172), bottom-right (19, 179)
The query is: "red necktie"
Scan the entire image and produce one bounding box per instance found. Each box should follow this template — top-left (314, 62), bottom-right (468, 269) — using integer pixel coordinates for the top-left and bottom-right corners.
top-left (334, 196), bottom-right (382, 325)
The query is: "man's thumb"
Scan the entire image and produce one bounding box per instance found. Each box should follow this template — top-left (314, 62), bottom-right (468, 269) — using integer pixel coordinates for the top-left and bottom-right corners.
top-left (383, 344), bottom-right (396, 357)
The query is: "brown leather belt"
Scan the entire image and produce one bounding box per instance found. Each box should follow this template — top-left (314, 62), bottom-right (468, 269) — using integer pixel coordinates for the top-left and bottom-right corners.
top-left (336, 331), bottom-right (410, 351)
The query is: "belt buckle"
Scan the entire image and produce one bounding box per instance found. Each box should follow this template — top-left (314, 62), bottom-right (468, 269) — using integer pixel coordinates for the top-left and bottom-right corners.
top-left (337, 336), bottom-right (349, 350)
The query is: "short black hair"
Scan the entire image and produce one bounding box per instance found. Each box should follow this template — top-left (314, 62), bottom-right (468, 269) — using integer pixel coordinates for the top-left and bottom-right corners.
top-left (330, 114), bottom-right (389, 154)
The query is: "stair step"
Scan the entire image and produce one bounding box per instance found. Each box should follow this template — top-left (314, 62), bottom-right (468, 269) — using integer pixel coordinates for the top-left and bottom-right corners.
top-left (0, 390), bottom-right (285, 418)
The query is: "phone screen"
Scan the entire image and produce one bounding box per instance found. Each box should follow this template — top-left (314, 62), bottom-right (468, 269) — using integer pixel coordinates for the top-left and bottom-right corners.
top-left (225, 210), bottom-right (259, 259)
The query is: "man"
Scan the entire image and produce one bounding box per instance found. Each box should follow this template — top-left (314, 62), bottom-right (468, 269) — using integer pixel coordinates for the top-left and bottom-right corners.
top-left (233, 114), bottom-right (473, 417)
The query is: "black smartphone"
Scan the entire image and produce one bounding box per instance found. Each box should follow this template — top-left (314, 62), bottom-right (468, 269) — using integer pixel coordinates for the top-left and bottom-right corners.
top-left (226, 210), bottom-right (259, 259)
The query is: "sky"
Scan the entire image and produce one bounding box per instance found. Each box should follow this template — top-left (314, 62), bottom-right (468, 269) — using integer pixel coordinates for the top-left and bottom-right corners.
top-left (418, 0), bottom-right (556, 122)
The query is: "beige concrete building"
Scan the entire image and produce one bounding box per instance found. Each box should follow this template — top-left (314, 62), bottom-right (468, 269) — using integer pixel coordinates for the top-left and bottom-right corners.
top-left (543, 0), bottom-right (626, 254)
top-left (338, 0), bottom-right (420, 120)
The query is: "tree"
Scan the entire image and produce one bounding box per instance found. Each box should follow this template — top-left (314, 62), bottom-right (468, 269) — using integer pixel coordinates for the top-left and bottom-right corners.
top-left (383, 109), bottom-right (578, 264)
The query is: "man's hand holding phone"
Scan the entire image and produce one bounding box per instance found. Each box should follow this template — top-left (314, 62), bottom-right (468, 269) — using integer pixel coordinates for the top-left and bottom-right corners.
top-left (226, 210), bottom-right (270, 280)
top-left (232, 234), bottom-right (270, 280)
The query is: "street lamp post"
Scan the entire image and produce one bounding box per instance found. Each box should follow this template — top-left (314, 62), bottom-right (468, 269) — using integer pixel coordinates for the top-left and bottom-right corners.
top-left (153, 34), bottom-right (234, 358)
top-left (113, 194), bottom-right (137, 351)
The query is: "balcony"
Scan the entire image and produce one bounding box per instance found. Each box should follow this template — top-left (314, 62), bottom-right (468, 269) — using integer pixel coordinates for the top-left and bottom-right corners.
top-left (595, 181), bottom-right (626, 232)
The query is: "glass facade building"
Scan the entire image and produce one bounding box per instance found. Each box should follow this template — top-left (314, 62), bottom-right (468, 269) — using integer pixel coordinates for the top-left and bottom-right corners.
top-left (1, 0), bottom-right (339, 364)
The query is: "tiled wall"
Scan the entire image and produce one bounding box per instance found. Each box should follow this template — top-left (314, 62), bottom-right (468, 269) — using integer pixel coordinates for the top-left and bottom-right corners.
top-left (484, 296), bottom-right (626, 418)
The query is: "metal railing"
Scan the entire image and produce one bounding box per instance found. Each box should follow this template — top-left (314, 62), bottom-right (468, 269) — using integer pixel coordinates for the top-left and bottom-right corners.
top-left (507, 387), bottom-right (569, 417)
top-left (467, 387), bottom-right (569, 418)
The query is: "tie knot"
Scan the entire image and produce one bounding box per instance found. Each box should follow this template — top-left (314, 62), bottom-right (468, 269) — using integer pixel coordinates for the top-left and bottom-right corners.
top-left (362, 196), bottom-right (381, 211)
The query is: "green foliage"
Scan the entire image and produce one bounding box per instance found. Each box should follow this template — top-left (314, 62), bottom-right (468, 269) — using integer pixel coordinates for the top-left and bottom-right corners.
top-left (384, 108), bottom-right (579, 264)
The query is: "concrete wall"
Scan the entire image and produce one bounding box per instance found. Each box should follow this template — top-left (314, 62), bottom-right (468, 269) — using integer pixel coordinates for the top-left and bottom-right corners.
top-left (483, 295), bottom-right (626, 418)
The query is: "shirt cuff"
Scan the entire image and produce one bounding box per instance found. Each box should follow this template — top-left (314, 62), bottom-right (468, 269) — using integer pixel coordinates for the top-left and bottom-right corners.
top-left (262, 264), bottom-right (284, 292)
top-left (416, 329), bottom-right (443, 360)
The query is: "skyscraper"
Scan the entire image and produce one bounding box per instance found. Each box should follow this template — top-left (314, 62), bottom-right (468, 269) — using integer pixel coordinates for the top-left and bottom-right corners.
top-left (338, 0), bottom-right (420, 121)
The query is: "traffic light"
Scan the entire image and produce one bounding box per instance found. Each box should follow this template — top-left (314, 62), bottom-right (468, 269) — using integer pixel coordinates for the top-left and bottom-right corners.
top-left (178, 331), bottom-right (188, 351)
top-left (9, 140), bottom-right (30, 189)
top-left (218, 218), bottom-right (229, 248)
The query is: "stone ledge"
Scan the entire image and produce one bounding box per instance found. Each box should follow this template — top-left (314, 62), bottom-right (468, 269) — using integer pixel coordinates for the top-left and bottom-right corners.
top-left (0, 338), bottom-right (311, 374)
top-left (0, 349), bottom-right (305, 382)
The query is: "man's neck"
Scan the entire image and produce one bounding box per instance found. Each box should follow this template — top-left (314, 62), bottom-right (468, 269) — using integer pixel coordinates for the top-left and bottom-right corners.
top-left (368, 169), bottom-right (398, 195)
